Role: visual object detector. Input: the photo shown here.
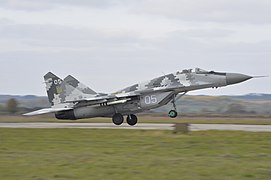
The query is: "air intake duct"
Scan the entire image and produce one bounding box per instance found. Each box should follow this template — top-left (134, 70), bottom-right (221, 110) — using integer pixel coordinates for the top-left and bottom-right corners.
top-left (55, 110), bottom-right (76, 120)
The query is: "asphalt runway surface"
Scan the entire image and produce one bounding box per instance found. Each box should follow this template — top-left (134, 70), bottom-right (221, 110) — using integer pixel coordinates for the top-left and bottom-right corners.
top-left (1, 123), bottom-right (271, 132)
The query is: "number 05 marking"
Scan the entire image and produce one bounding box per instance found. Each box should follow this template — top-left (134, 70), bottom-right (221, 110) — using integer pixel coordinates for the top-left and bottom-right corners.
top-left (144, 95), bottom-right (158, 104)
top-left (54, 79), bottom-right (62, 85)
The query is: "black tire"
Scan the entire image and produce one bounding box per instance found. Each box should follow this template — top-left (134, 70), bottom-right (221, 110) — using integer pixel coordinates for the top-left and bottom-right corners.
top-left (112, 113), bottom-right (124, 125)
top-left (168, 110), bottom-right (178, 118)
top-left (127, 114), bottom-right (138, 126)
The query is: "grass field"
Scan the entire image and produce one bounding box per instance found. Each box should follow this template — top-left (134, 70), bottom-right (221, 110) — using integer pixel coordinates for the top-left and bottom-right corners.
top-left (1, 129), bottom-right (271, 179)
top-left (1, 115), bottom-right (271, 125)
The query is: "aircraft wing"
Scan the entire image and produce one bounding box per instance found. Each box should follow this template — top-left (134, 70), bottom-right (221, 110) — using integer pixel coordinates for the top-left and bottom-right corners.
top-left (24, 93), bottom-right (139, 116)
top-left (64, 92), bottom-right (139, 106)
top-left (24, 107), bottom-right (73, 116)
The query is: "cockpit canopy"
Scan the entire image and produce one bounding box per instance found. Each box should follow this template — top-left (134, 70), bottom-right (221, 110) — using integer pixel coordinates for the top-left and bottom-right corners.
top-left (176, 68), bottom-right (226, 76)
top-left (195, 68), bottom-right (226, 75)
top-left (195, 68), bottom-right (208, 74)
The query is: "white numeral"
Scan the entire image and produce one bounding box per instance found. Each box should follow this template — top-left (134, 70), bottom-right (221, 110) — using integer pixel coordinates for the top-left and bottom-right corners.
top-left (144, 95), bottom-right (157, 104)
top-left (54, 79), bottom-right (62, 85)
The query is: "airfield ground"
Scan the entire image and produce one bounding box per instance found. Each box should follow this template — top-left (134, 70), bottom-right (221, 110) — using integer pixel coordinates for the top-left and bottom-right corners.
top-left (1, 115), bottom-right (271, 125)
top-left (1, 116), bottom-right (271, 179)
top-left (1, 129), bottom-right (271, 179)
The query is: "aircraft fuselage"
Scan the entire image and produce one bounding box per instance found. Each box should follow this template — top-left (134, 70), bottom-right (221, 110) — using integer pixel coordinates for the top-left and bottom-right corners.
top-left (55, 69), bottom-right (252, 121)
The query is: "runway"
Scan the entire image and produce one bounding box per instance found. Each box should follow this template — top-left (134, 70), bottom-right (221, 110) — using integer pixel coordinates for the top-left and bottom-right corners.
top-left (1, 123), bottom-right (271, 132)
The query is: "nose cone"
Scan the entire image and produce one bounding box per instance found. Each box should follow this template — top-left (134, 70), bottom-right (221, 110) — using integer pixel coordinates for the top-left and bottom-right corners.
top-left (226, 73), bottom-right (253, 85)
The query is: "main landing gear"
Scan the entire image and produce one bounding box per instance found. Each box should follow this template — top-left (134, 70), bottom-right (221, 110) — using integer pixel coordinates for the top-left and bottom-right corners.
top-left (127, 114), bottom-right (138, 126)
top-left (112, 113), bottom-right (138, 126)
top-left (112, 113), bottom-right (124, 125)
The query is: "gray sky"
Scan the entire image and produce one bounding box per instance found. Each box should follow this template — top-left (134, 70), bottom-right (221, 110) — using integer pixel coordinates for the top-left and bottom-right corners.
top-left (0, 0), bottom-right (270, 96)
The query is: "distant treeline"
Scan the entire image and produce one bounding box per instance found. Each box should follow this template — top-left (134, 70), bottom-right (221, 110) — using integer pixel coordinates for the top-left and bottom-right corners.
top-left (0, 94), bottom-right (271, 116)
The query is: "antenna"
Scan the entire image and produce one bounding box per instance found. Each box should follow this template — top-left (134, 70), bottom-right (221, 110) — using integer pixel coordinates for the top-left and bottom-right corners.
top-left (252, 76), bottom-right (269, 78)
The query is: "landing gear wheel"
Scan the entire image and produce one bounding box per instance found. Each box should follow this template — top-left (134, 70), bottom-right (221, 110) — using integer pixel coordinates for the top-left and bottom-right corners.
top-left (112, 113), bottom-right (124, 125)
top-left (168, 110), bottom-right (178, 118)
top-left (127, 114), bottom-right (138, 126)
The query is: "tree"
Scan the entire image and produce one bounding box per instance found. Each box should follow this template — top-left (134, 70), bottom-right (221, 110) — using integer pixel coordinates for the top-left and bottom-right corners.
top-left (6, 98), bottom-right (18, 114)
top-left (225, 103), bottom-right (247, 114)
top-left (0, 104), bottom-right (4, 113)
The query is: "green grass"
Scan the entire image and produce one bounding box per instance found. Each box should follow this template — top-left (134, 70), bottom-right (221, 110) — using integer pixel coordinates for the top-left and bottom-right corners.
top-left (1, 129), bottom-right (271, 179)
top-left (1, 115), bottom-right (271, 125)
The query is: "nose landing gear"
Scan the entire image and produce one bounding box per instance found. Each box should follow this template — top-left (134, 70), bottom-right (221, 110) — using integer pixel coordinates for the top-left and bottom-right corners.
top-left (168, 92), bottom-right (187, 118)
top-left (168, 95), bottom-right (178, 118)
top-left (168, 110), bottom-right (178, 118)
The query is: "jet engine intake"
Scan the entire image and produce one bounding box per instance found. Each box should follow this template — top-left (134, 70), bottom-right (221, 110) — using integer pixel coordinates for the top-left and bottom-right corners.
top-left (55, 110), bottom-right (76, 120)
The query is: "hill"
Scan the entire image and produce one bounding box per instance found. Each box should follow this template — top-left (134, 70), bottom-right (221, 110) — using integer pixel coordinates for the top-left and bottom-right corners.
top-left (0, 94), bottom-right (270, 115)
top-left (0, 95), bottom-right (50, 109)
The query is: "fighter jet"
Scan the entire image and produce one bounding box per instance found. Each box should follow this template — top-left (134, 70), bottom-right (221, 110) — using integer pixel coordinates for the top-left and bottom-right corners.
top-left (24, 68), bottom-right (257, 126)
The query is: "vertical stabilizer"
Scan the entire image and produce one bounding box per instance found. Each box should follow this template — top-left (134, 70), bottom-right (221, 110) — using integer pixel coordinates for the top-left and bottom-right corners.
top-left (64, 75), bottom-right (97, 95)
top-left (44, 72), bottom-right (65, 106)
top-left (44, 72), bottom-right (96, 106)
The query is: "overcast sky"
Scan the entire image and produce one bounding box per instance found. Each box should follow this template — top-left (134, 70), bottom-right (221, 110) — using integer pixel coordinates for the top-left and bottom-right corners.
top-left (0, 0), bottom-right (270, 96)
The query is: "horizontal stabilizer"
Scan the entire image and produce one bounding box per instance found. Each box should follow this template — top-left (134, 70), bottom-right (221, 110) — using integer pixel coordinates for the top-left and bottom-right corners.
top-left (23, 107), bottom-right (73, 116)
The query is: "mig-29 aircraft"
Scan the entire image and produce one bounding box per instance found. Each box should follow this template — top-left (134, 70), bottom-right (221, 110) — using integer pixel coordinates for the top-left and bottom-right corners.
top-left (24, 68), bottom-right (257, 126)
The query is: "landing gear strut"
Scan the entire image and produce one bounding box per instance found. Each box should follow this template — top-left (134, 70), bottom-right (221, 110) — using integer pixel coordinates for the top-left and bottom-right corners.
top-left (127, 114), bottom-right (138, 126)
top-left (168, 92), bottom-right (187, 118)
top-left (168, 94), bottom-right (178, 118)
top-left (112, 113), bottom-right (124, 125)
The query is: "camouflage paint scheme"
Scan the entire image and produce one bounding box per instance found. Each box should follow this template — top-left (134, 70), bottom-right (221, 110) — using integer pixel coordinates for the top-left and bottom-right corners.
top-left (24, 68), bottom-right (253, 122)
